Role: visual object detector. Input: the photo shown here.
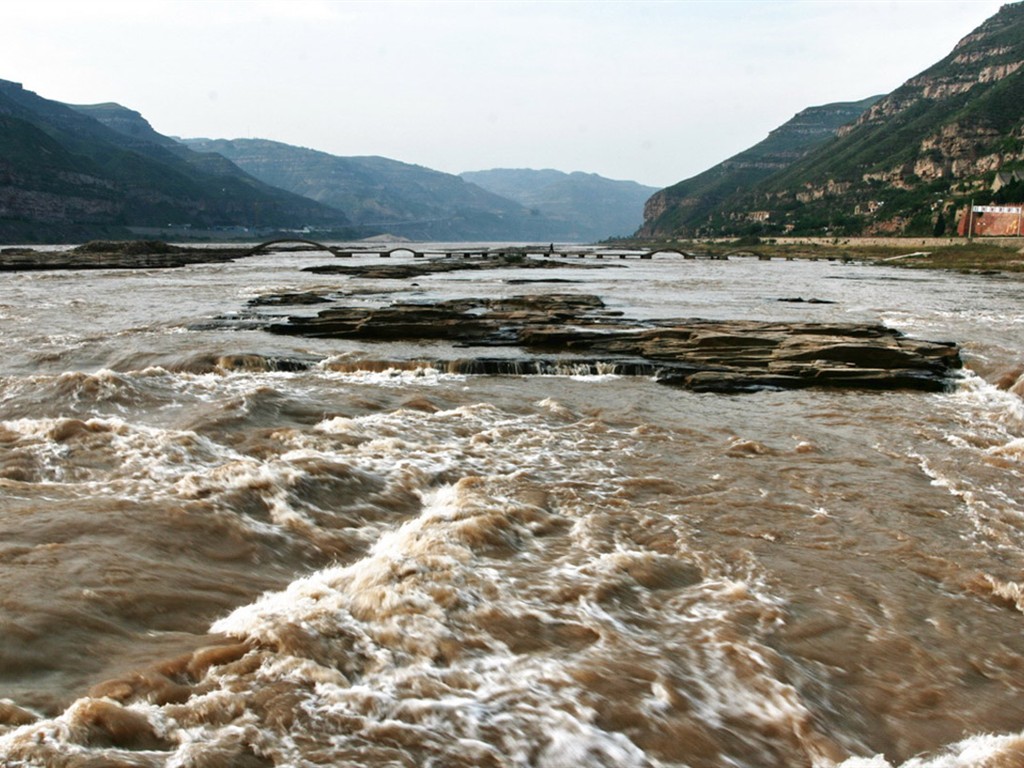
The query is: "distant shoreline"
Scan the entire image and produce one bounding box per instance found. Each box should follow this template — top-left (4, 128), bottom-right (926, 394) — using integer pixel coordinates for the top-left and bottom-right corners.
top-left (3, 236), bottom-right (1024, 274)
top-left (613, 236), bottom-right (1024, 273)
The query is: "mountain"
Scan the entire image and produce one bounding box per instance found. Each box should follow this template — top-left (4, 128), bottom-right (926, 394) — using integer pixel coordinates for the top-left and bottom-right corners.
top-left (460, 169), bottom-right (658, 241)
top-left (0, 81), bottom-right (351, 243)
top-left (642, 2), bottom-right (1024, 239)
top-left (638, 96), bottom-right (882, 237)
top-left (182, 138), bottom-right (577, 242)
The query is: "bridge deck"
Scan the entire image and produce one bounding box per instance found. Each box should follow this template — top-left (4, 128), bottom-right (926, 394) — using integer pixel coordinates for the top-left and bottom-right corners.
top-left (246, 239), bottom-right (739, 260)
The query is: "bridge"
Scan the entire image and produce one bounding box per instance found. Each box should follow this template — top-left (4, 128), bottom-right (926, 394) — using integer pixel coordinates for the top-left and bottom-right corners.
top-left (247, 238), bottom-right (353, 257)
top-left (246, 239), bottom-right (747, 261)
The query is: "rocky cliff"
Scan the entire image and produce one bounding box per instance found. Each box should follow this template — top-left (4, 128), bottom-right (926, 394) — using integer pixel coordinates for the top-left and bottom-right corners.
top-left (641, 2), bottom-right (1024, 238)
top-left (638, 97), bottom-right (881, 237)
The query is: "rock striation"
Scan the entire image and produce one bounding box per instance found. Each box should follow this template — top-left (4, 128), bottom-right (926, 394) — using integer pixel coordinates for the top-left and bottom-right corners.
top-left (267, 293), bottom-right (961, 393)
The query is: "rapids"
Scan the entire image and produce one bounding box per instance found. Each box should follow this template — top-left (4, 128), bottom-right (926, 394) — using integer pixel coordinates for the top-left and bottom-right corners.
top-left (1, 247), bottom-right (1024, 767)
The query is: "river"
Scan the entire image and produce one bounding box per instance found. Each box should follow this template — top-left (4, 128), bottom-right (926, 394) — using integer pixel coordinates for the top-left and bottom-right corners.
top-left (1, 246), bottom-right (1023, 767)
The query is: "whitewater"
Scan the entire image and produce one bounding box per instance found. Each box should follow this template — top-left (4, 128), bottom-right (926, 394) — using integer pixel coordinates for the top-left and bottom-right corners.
top-left (1, 246), bottom-right (1023, 767)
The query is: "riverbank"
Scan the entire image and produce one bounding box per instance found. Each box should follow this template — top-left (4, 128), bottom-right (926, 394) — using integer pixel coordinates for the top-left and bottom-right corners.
top-left (627, 237), bottom-right (1024, 273)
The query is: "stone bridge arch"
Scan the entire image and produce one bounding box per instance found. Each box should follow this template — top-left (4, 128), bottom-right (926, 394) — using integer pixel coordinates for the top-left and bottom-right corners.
top-left (382, 247), bottom-right (424, 257)
top-left (247, 238), bottom-right (338, 256)
top-left (639, 248), bottom-right (697, 260)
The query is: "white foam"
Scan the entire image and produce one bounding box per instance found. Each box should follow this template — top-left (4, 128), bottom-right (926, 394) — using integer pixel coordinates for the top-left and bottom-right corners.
top-left (838, 729), bottom-right (1024, 767)
top-left (1, 415), bottom-right (235, 491)
top-left (199, 473), bottom-right (674, 765)
top-left (318, 364), bottom-right (465, 388)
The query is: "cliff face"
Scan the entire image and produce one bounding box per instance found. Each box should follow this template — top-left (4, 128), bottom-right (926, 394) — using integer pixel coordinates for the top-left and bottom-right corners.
top-left (638, 97), bottom-right (881, 237)
top-left (0, 82), bottom-right (350, 243)
top-left (642, 2), bottom-right (1024, 238)
top-left (69, 103), bottom-right (180, 149)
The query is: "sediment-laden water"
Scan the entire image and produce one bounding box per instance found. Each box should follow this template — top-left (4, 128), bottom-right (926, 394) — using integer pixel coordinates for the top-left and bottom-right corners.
top-left (2, 248), bottom-right (1024, 767)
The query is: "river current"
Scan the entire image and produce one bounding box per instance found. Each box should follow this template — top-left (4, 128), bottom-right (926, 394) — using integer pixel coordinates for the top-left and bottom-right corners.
top-left (1, 247), bottom-right (1024, 767)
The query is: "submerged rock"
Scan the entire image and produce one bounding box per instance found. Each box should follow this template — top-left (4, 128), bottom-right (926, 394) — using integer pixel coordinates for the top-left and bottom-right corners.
top-left (248, 291), bottom-right (334, 307)
top-left (267, 293), bottom-right (961, 392)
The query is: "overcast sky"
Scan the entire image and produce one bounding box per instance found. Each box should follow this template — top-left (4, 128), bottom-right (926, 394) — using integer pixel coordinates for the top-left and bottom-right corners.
top-left (2, 0), bottom-right (1009, 188)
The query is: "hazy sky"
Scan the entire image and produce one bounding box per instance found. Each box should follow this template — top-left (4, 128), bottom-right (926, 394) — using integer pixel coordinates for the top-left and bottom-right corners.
top-left (2, 0), bottom-right (1009, 188)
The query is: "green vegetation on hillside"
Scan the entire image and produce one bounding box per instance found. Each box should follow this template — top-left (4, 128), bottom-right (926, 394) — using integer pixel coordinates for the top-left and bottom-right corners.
top-left (640, 96), bottom-right (881, 237)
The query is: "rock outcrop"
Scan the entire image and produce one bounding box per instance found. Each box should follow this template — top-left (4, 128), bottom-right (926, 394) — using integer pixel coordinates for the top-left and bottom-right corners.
top-left (637, 96), bottom-right (882, 238)
top-left (266, 293), bottom-right (961, 393)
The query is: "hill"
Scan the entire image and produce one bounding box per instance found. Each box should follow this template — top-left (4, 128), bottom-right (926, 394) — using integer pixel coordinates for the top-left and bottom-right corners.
top-left (460, 169), bottom-right (658, 241)
top-left (641, 1), bottom-right (1024, 239)
top-left (0, 81), bottom-right (351, 243)
top-left (638, 96), bottom-right (881, 237)
top-left (182, 138), bottom-right (576, 242)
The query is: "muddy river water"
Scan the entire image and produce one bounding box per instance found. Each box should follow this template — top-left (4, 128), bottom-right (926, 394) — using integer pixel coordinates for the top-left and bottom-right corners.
top-left (1, 248), bottom-right (1023, 767)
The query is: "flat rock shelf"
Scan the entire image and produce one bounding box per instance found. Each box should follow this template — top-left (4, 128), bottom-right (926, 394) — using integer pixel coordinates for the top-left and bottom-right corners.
top-left (0, 241), bottom-right (252, 270)
top-left (264, 293), bottom-right (962, 393)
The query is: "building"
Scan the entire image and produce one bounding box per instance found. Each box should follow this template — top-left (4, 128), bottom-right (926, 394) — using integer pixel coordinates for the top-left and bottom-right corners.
top-left (957, 204), bottom-right (1024, 236)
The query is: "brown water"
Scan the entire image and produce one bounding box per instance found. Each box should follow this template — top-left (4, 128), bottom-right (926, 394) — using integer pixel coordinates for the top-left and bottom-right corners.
top-left (2, 248), bottom-right (1024, 767)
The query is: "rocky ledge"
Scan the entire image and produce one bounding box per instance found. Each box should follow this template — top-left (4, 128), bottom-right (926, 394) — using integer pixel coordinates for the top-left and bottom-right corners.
top-left (0, 240), bottom-right (250, 270)
top-left (267, 293), bottom-right (961, 392)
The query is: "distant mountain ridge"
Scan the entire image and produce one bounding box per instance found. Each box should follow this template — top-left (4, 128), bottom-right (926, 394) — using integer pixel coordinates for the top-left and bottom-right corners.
top-left (461, 169), bottom-right (658, 241)
top-left (1, 81), bottom-right (655, 244)
top-left (181, 138), bottom-right (572, 241)
top-left (0, 81), bottom-right (350, 242)
top-left (641, 2), bottom-right (1024, 238)
top-left (182, 139), bottom-right (651, 242)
